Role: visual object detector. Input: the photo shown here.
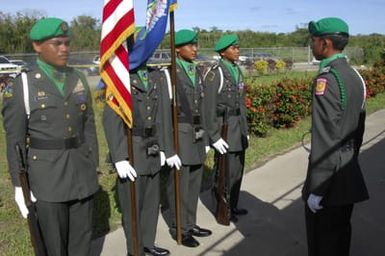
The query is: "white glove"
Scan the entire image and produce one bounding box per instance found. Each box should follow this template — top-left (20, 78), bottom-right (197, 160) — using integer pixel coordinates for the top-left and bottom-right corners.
top-left (160, 151), bottom-right (166, 166)
top-left (205, 146), bottom-right (210, 154)
top-left (307, 193), bottom-right (323, 213)
top-left (15, 186), bottom-right (37, 219)
top-left (212, 138), bottom-right (229, 154)
top-left (247, 135), bottom-right (250, 141)
top-left (166, 154), bottom-right (182, 170)
top-left (115, 160), bottom-right (137, 181)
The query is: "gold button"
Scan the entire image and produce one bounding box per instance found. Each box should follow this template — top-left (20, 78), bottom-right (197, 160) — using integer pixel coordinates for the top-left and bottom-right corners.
top-left (147, 106), bottom-right (151, 110)
top-left (32, 155), bottom-right (37, 160)
top-left (41, 104), bottom-right (46, 108)
top-left (64, 101), bottom-right (68, 106)
top-left (68, 126), bottom-right (72, 132)
top-left (66, 114), bottom-right (70, 119)
top-left (147, 116), bottom-right (152, 120)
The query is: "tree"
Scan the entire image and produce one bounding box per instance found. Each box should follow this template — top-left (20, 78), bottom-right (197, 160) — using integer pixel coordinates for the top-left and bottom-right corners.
top-left (0, 11), bottom-right (42, 53)
top-left (70, 15), bottom-right (101, 51)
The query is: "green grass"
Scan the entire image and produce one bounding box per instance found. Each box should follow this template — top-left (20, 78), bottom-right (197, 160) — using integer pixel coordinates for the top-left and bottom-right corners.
top-left (1, 75), bottom-right (385, 255)
top-left (245, 70), bottom-right (316, 85)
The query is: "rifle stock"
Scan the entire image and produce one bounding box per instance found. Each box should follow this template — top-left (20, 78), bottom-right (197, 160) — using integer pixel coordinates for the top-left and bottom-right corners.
top-left (214, 111), bottom-right (230, 225)
top-left (16, 144), bottom-right (47, 256)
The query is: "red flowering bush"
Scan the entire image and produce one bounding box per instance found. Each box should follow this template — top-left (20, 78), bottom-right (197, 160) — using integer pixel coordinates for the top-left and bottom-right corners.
top-left (245, 83), bottom-right (275, 137)
top-left (271, 78), bottom-right (312, 128)
top-left (244, 64), bottom-right (385, 137)
top-left (360, 69), bottom-right (385, 98)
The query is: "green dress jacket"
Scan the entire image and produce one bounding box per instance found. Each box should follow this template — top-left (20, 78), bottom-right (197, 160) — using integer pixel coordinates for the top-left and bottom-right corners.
top-left (302, 58), bottom-right (369, 206)
top-left (2, 67), bottom-right (99, 202)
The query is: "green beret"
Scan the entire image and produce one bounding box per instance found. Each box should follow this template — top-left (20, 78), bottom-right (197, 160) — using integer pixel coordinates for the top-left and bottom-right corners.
top-left (214, 34), bottom-right (239, 52)
top-left (29, 17), bottom-right (70, 41)
top-left (175, 29), bottom-right (198, 46)
top-left (308, 17), bottom-right (349, 37)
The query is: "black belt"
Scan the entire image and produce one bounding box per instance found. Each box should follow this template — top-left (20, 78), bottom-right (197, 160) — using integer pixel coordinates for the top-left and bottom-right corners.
top-left (132, 126), bottom-right (156, 137)
top-left (217, 108), bottom-right (241, 117)
top-left (29, 136), bottom-right (84, 150)
top-left (178, 115), bottom-right (201, 125)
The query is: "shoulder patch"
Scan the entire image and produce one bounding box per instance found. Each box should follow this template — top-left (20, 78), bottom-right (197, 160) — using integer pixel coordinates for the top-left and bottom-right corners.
top-left (1, 80), bottom-right (14, 98)
top-left (73, 79), bottom-right (85, 93)
top-left (315, 78), bottom-right (328, 96)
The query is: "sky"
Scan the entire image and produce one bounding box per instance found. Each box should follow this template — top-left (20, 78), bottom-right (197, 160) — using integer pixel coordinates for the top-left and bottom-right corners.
top-left (1, 0), bottom-right (385, 35)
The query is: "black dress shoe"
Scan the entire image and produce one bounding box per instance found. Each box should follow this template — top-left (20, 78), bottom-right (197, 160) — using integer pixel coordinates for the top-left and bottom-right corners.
top-left (181, 234), bottom-right (200, 247)
top-left (144, 246), bottom-right (170, 256)
top-left (232, 208), bottom-right (248, 215)
top-left (190, 225), bottom-right (212, 237)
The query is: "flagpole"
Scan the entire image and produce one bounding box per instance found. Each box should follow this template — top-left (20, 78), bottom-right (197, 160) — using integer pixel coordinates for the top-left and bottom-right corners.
top-left (127, 128), bottom-right (140, 256)
top-left (126, 31), bottom-right (140, 256)
top-left (99, 0), bottom-right (139, 253)
top-left (169, 8), bottom-right (182, 245)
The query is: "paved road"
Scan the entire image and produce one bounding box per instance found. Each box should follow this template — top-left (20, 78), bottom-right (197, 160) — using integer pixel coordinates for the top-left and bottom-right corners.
top-left (91, 110), bottom-right (385, 256)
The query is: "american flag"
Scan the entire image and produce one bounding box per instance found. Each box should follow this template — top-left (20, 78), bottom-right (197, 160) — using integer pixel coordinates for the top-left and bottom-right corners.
top-left (100, 0), bottom-right (135, 127)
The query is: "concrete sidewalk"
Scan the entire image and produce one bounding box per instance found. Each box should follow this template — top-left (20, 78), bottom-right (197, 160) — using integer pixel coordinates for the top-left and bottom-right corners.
top-left (91, 110), bottom-right (385, 256)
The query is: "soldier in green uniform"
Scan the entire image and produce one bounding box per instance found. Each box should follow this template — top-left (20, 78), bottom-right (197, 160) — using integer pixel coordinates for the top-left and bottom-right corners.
top-left (204, 34), bottom-right (249, 223)
top-left (103, 62), bottom-right (175, 255)
top-left (2, 17), bottom-right (99, 255)
top-left (302, 17), bottom-right (369, 256)
top-left (162, 29), bottom-right (212, 248)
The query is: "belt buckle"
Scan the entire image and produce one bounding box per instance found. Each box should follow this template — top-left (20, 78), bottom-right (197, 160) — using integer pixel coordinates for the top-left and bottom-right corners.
top-left (193, 115), bottom-right (201, 125)
top-left (144, 127), bottom-right (153, 137)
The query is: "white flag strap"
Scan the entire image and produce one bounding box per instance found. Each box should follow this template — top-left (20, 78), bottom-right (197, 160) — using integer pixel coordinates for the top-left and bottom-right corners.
top-left (21, 72), bottom-right (30, 119)
top-left (163, 68), bottom-right (172, 100)
top-left (352, 68), bottom-right (366, 110)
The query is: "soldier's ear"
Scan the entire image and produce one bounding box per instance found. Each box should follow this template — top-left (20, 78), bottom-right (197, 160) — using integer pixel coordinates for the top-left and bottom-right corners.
top-left (323, 38), bottom-right (333, 50)
top-left (32, 41), bottom-right (42, 54)
top-left (320, 39), bottom-right (325, 49)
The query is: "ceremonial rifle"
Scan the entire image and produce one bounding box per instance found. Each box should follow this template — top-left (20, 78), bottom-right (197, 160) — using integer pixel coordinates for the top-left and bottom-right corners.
top-left (214, 110), bottom-right (231, 225)
top-left (15, 144), bottom-right (47, 256)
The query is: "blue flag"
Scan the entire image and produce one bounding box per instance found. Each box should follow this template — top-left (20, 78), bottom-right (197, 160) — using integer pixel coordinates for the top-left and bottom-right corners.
top-left (129, 0), bottom-right (176, 70)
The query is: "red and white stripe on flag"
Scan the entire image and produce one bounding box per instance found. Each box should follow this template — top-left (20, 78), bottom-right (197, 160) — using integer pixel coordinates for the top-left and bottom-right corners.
top-left (100, 0), bottom-right (135, 127)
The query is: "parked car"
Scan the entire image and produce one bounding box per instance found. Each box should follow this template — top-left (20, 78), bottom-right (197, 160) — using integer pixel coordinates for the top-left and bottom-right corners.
top-left (311, 57), bottom-right (320, 65)
top-left (0, 55), bottom-right (21, 76)
top-left (252, 52), bottom-right (279, 61)
top-left (238, 55), bottom-right (249, 63)
top-left (9, 59), bottom-right (30, 72)
top-left (147, 51), bottom-right (171, 65)
top-left (195, 54), bottom-right (216, 65)
top-left (87, 55), bottom-right (100, 76)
